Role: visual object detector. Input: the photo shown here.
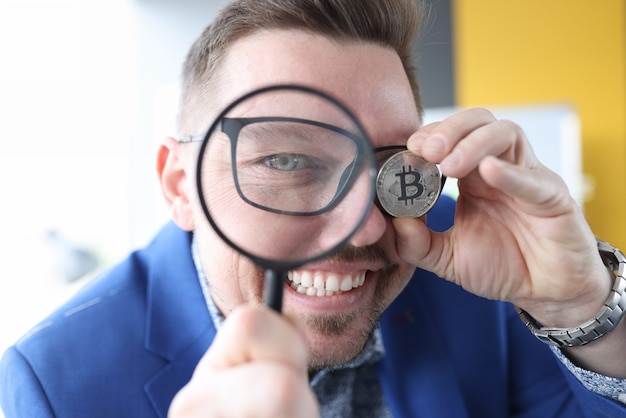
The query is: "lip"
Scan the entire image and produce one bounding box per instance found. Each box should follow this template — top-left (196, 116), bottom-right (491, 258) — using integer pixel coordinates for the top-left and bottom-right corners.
top-left (296, 260), bottom-right (385, 274)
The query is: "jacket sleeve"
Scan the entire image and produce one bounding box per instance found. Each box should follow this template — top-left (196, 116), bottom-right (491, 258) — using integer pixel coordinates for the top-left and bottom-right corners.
top-left (1, 346), bottom-right (56, 418)
top-left (505, 308), bottom-right (626, 417)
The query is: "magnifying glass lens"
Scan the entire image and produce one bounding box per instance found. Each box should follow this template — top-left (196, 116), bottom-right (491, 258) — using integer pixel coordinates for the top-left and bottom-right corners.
top-left (197, 86), bottom-right (377, 270)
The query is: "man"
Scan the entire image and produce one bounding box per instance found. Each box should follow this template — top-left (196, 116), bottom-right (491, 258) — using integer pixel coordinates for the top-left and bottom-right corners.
top-left (2, 0), bottom-right (626, 417)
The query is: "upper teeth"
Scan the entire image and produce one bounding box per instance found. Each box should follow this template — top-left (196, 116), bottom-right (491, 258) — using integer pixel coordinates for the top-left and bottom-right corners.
top-left (287, 270), bottom-right (366, 297)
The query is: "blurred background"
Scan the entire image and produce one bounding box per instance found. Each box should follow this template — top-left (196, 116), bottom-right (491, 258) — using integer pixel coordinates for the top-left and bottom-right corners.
top-left (0, 0), bottom-right (624, 407)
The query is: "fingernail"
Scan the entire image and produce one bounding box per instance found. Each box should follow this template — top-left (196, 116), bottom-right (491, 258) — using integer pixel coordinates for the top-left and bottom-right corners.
top-left (407, 133), bottom-right (428, 152)
top-left (422, 134), bottom-right (446, 155)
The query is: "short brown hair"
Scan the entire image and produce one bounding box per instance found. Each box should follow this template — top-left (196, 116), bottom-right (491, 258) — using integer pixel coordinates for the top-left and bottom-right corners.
top-left (178, 0), bottom-right (427, 135)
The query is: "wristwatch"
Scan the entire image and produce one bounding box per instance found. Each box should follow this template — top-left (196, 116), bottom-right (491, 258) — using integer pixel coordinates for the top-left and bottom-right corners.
top-left (518, 239), bottom-right (626, 347)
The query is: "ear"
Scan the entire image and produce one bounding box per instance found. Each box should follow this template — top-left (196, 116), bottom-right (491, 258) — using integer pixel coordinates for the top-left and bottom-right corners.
top-left (157, 137), bottom-right (194, 231)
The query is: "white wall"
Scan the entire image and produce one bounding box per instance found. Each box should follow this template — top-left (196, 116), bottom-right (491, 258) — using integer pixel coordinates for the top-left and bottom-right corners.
top-left (0, 0), bottom-right (225, 362)
top-left (0, 0), bottom-right (134, 356)
top-left (127, 0), bottom-right (227, 249)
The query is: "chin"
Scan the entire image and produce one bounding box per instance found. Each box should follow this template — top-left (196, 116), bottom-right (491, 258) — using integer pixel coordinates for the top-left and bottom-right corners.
top-left (303, 310), bottom-right (380, 371)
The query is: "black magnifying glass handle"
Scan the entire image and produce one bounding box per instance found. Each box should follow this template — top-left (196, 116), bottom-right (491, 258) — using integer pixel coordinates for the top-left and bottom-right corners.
top-left (264, 269), bottom-right (284, 312)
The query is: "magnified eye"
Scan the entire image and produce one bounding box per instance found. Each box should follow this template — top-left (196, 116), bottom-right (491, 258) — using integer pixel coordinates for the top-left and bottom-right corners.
top-left (265, 153), bottom-right (310, 171)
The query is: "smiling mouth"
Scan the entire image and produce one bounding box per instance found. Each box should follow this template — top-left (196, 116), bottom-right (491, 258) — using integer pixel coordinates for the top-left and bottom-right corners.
top-left (286, 270), bottom-right (366, 297)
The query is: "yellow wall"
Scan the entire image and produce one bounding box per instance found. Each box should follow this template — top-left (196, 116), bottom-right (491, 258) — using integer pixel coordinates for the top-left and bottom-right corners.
top-left (453, 0), bottom-right (626, 248)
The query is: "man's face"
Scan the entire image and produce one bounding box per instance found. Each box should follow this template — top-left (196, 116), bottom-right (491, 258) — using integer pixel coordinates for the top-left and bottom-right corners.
top-left (191, 30), bottom-right (421, 369)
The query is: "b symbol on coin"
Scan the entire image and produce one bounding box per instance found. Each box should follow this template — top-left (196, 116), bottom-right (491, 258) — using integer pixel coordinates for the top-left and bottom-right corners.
top-left (376, 151), bottom-right (443, 218)
top-left (396, 164), bottom-right (425, 205)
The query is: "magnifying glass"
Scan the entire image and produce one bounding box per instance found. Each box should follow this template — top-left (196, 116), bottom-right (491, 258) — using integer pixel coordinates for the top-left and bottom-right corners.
top-left (194, 84), bottom-right (378, 312)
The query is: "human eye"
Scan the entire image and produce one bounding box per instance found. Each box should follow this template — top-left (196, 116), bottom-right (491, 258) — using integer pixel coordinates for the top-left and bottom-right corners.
top-left (264, 153), bottom-right (314, 171)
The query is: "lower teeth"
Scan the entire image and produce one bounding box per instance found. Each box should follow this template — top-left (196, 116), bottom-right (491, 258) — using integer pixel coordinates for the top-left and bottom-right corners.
top-left (288, 280), bottom-right (340, 297)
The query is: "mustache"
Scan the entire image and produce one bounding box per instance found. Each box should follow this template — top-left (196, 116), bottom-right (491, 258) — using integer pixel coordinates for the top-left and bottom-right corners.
top-left (321, 244), bottom-right (394, 271)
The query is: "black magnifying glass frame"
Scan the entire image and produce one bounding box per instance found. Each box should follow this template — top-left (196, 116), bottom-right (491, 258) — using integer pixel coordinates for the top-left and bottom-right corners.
top-left (194, 84), bottom-right (378, 312)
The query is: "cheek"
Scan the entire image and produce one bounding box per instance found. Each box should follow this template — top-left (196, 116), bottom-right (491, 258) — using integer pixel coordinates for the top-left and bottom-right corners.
top-left (376, 224), bottom-right (416, 302)
top-left (204, 193), bottom-right (347, 262)
top-left (392, 263), bottom-right (416, 294)
top-left (194, 222), bottom-right (266, 314)
top-left (373, 262), bottom-right (415, 316)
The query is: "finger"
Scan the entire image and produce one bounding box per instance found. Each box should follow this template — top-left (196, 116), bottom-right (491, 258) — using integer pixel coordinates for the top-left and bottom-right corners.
top-left (169, 305), bottom-right (315, 418)
top-left (202, 305), bottom-right (309, 376)
top-left (478, 155), bottom-right (570, 216)
top-left (170, 362), bottom-right (319, 418)
top-left (405, 121), bottom-right (440, 153)
top-left (438, 119), bottom-right (532, 179)
top-left (407, 108), bottom-right (497, 162)
top-left (215, 364), bottom-right (319, 418)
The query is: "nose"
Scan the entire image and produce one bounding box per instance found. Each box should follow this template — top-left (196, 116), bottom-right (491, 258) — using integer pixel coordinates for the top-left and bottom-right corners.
top-left (347, 203), bottom-right (387, 247)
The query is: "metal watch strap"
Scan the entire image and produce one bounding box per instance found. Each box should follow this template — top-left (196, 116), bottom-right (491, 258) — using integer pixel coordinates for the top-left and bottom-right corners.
top-left (518, 239), bottom-right (626, 348)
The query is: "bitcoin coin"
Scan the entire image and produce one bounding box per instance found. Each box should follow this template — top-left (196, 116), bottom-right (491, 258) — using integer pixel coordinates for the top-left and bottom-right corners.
top-left (376, 150), bottom-right (443, 218)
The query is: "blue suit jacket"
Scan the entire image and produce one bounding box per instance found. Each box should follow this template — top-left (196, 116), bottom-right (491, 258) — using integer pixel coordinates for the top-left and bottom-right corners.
top-left (1, 197), bottom-right (624, 417)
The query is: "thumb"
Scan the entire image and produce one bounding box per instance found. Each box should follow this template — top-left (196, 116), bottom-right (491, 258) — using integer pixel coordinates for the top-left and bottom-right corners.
top-left (203, 305), bottom-right (309, 376)
top-left (393, 217), bottom-right (451, 279)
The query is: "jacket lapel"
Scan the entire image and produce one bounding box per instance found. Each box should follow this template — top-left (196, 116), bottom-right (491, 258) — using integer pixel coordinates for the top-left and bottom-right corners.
top-left (378, 270), bottom-right (470, 418)
top-left (141, 223), bottom-right (216, 417)
top-left (144, 327), bottom-right (215, 417)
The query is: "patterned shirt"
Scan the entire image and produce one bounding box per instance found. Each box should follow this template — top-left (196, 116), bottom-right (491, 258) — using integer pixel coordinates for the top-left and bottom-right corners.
top-left (191, 237), bottom-right (626, 416)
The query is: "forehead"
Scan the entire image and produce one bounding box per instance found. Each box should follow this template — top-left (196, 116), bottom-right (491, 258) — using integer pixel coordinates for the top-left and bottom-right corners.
top-left (215, 30), bottom-right (419, 145)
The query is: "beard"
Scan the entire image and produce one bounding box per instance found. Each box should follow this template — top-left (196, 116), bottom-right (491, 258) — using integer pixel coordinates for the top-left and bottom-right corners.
top-left (305, 309), bottom-right (381, 372)
top-left (304, 245), bottom-right (398, 371)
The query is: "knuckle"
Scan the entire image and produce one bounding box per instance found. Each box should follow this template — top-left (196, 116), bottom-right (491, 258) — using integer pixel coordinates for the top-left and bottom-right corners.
top-left (470, 107), bottom-right (497, 121)
top-left (498, 118), bottom-right (523, 134)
